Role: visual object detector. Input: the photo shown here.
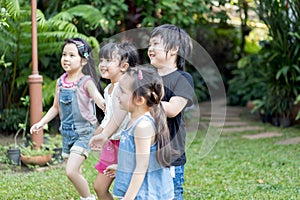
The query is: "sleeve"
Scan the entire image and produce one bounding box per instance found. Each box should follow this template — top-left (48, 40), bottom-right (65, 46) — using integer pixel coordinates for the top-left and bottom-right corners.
top-left (174, 71), bottom-right (194, 107)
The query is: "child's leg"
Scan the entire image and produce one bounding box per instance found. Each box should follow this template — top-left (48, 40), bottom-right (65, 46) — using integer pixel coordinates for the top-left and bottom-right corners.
top-left (94, 172), bottom-right (114, 200)
top-left (172, 165), bottom-right (185, 200)
top-left (66, 152), bottom-right (92, 198)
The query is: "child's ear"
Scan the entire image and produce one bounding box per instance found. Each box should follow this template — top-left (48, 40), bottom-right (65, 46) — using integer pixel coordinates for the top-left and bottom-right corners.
top-left (120, 62), bottom-right (129, 72)
top-left (81, 58), bottom-right (88, 66)
top-left (170, 46), bottom-right (179, 56)
top-left (134, 96), bottom-right (146, 106)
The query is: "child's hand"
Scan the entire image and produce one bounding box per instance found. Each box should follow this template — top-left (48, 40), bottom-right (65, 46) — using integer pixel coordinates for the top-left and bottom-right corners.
top-left (30, 122), bottom-right (43, 134)
top-left (104, 164), bottom-right (117, 178)
top-left (89, 134), bottom-right (108, 151)
top-left (100, 102), bottom-right (106, 112)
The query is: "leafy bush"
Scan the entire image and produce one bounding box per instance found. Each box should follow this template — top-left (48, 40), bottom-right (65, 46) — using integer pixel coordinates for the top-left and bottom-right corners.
top-left (253, 0), bottom-right (300, 123)
top-left (227, 54), bottom-right (267, 106)
top-left (0, 107), bottom-right (28, 134)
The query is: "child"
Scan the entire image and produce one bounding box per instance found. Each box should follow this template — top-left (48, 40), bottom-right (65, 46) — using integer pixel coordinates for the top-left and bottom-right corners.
top-left (92, 41), bottom-right (139, 200)
top-left (148, 24), bottom-right (195, 200)
top-left (30, 38), bottom-right (105, 200)
top-left (112, 65), bottom-right (174, 200)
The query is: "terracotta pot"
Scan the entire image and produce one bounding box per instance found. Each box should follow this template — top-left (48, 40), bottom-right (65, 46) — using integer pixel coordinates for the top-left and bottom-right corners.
top-left (246, 101), bottom-right (255, 110)
top-left (21, 154), bottom-right (52, 166)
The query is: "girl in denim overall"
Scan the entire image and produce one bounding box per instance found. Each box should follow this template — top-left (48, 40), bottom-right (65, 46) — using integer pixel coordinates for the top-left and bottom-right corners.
top-left (112, 65), bottom-right (174, 200)
top-left (30, 38), bottom-right (105, 200)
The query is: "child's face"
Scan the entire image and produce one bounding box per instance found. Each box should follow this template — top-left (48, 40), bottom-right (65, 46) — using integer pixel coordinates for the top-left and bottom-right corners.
top-left (148, 35), bottom-right (169, 68)
top-left (118, 74), bottom-right (134, 112)
top-left (98, 54), bottom-right (122, 82)
top-left (61, 43), bottom-right (84, 74)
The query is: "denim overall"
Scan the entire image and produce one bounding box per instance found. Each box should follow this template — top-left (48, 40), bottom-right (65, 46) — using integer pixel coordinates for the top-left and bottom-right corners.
top-left (113, 114), bottom-right (174, 200)
top-left (58, 75), bottom-right (96, 159)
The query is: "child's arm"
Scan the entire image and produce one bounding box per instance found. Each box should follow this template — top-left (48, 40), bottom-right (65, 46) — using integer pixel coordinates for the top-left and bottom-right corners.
top-left (85, 79), bottom-right (105, 111)
top-left (89, 108), bottom-right (128, 149)
top-left (94, 125), bottom-right (104, 135)
top-left (30, 90), bottom-right (59, 134)
top-left (122, 120), bottom-right (155, 200)
top-left (161, 96), bottom-right (188, 118)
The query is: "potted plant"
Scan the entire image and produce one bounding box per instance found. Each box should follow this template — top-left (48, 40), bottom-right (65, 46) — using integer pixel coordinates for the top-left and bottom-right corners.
top-left (6, 96), bottom-right (30, 165)
top-left (45, 133), bottom-right (64, 163)
top-left (20, 142), bottom-right (54, 167)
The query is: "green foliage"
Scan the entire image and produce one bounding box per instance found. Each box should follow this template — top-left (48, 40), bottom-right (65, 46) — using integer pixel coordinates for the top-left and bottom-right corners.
top-left (0, 1), bottom-right (100, 133)
top-left (229, 0), bottom-right (300, 125)
top-left (227, 54), bottom-right (267, 106)
top-left (0, 107), bottom-right (27, 133)
top-left (194, 24), bottom-right (241, 91)
top-left (44, 133), bottom-right (62, 149)
top-left (137, 0), bottom-right (223, 28)
top-left (294, 95), bottom-right (300, 120)
top-left (20, 144), bottom-right (53, 157)
top-left (59, 0), bottom-right (128, 35)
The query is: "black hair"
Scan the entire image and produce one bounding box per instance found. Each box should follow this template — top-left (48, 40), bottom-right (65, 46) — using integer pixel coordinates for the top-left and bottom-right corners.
top-left (150, 24), bottom-right (193, 70)
top-left (99, 41), bottom-right (139, 67)
top-left (62, 38), bottom-right (100, 89)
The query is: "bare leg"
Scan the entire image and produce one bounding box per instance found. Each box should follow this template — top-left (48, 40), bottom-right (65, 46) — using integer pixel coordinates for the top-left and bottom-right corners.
top-left (94, 172), bottom-right (114, 200)
top-left (66, 152), bottom-right (91, 198)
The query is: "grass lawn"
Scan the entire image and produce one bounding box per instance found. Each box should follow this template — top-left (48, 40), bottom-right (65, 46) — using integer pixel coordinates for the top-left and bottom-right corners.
top-left (0, 119), bottom-right (300, 199)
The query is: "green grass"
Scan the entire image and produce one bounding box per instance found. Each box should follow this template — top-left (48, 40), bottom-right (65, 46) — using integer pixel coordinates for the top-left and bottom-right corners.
top-left (184, 124), bottom-right (300, 200)
top-left (0, 122), bottom-right (300, 199)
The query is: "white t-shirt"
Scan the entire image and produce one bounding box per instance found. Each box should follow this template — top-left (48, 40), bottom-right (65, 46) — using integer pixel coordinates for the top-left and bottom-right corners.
top-left (100, 82), bottom-right (130, 140)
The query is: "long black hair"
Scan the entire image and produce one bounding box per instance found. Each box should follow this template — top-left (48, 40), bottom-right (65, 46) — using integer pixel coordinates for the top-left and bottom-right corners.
top-left (62, 37), bottom-right (104, 119)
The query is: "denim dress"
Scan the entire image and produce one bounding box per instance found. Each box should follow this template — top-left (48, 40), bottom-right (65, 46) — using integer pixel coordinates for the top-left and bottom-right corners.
top-left (58, 74), bottom-right (97, 158)
top-left (113, 114), bottom-right (174, 200)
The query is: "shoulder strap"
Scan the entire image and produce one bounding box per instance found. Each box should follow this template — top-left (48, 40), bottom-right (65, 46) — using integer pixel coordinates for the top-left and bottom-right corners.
top-left (57, 73), bottom-right (67, 87)
top-left (76, 75), bottom-right (92, 87)
top-left (132, 114), bottom-right (156, 132)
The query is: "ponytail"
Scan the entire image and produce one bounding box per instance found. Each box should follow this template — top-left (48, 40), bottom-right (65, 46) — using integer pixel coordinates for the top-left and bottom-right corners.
top-left (149, 103), bottom-right (170, 166)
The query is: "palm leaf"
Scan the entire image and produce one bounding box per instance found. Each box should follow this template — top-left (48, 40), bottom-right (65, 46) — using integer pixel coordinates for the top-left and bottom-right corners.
top-left (5, 0), bottom-right (20, 19)
top-left (66, 5), bottom-right (107, 30)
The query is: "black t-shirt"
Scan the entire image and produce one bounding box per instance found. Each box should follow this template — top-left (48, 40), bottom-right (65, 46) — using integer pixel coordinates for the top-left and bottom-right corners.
top-left (162, 70), bottom-right (194, 166)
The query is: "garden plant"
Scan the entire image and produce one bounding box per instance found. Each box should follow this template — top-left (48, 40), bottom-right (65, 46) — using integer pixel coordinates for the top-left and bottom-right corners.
top-left (0, 0), bottom-right (299, 199)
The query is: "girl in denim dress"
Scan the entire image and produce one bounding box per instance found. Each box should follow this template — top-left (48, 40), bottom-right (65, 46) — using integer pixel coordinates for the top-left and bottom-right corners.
top-left (30, 38), bottom-right (105, 200)
top-left (112, 65), bottom-right (174, 200)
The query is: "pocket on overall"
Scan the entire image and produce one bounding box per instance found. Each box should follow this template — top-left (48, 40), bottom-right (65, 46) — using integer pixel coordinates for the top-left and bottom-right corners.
top-left (59, 93), bottom-right (73, 116)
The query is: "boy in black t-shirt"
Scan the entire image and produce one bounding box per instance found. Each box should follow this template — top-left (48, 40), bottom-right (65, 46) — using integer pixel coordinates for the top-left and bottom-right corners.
top-left (148, 24), bottom-right (194, 200)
